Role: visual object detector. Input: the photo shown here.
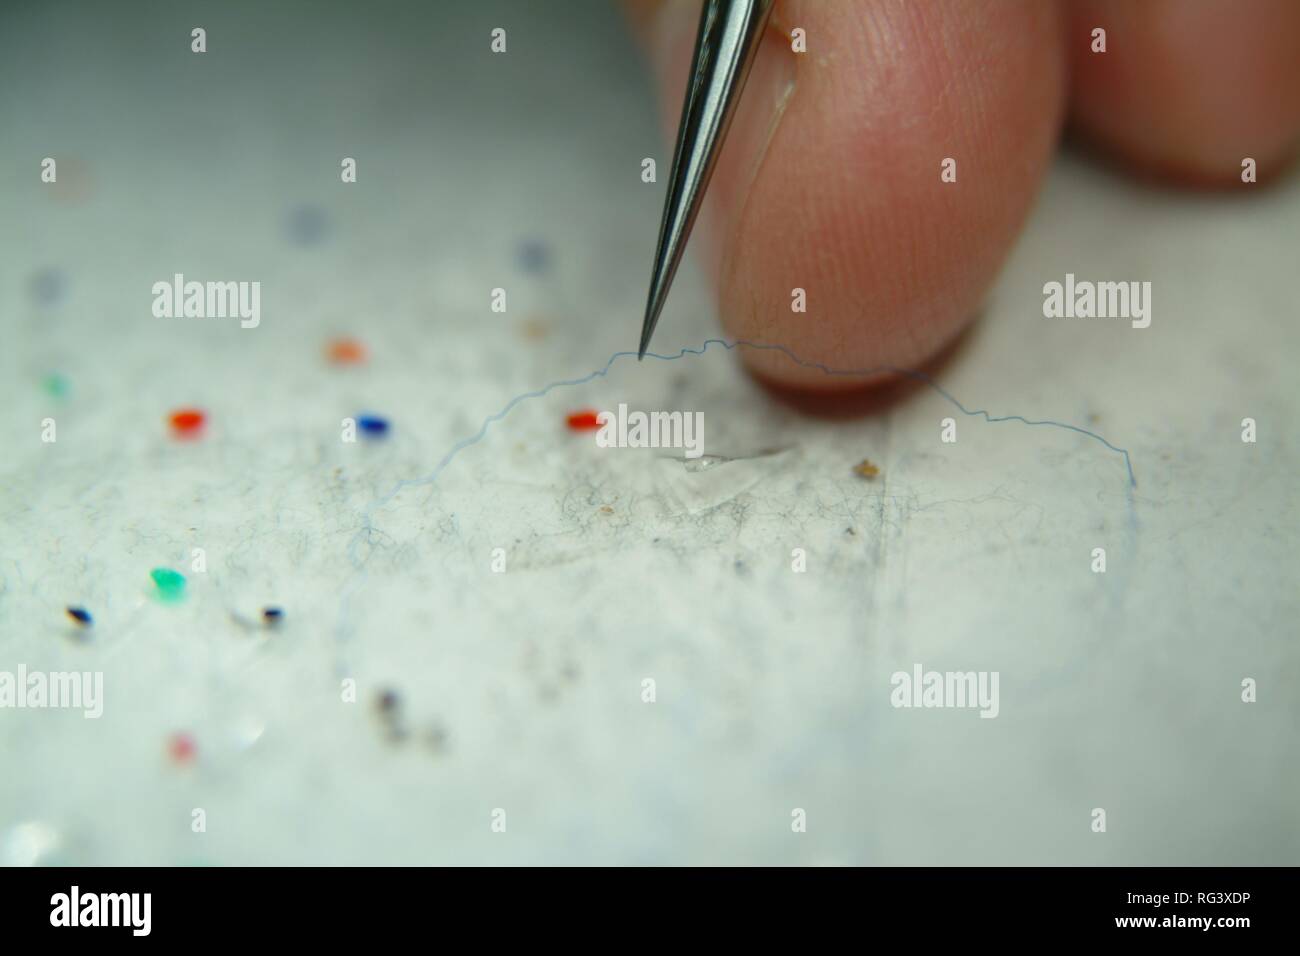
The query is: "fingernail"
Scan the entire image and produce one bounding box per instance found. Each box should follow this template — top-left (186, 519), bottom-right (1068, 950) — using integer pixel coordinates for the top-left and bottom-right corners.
top-left (649, 2), bottom-right (799, 281)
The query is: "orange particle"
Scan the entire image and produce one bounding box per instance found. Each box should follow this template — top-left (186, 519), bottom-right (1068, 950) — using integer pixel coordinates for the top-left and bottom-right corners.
top-left (326, 338), bottom-right (367, 365)
top-left (169, 408), bottom-right (206, 438)
top-left (566, 409), bottom-right (602, 431)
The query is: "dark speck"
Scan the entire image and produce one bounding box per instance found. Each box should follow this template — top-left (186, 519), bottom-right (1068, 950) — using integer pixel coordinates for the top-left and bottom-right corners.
top-left (375, 689), bottom-right (406, 744)
top-left (66, 606), bottom-right (92, 626)
top-left (262, 606), bottom-right (283, 626)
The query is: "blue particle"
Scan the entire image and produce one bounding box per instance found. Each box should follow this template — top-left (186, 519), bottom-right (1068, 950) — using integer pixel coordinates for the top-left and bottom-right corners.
top-left (262, 606), bottom-right (284, 624)
top-left (286, 204), bottom-right (329, 245)
top-left (66, 606), bottom-right (93, 626)
top-left (516, 238), bottom-right (551, 275)
top-left (357, 414), bottom-right (390, 438)
top-left (31, 268), bottom-right (66, 305)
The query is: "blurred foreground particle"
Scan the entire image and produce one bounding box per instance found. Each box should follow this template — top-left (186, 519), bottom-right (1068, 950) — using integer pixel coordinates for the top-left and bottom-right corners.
top-left (516, 237), bottom-right (551, 274)
top-left (167, 733), bottom-right (197, 764)
top-left (30, 267), bottom-right (66, 306)
top-left (326, 337), bottom-right (367, 365)
top-left (286, 203), bottom-right (329, 245)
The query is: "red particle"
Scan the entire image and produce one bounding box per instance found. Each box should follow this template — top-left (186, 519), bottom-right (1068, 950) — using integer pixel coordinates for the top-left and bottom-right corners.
top-left (169, 408), bottom-right (206, 438)
top-left (168, 732), bottom-right (197, 764)
top-left (326, 337), bottom-right (367, 365)
top-left (566, 409), bottom-right (602, 431)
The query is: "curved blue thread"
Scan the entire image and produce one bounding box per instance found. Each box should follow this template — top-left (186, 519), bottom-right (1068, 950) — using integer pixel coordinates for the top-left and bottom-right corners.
top-left (368, 338), bottom-right (1135, 513)
top-left (335, 337), bottom-right (1138, 645)
top-left (735, 339), bottom-right (1137, 487)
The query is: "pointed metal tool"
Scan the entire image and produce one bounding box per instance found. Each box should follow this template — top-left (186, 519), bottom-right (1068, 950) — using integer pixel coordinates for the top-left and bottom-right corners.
top-left (638, 0), bottom-right (777, 358)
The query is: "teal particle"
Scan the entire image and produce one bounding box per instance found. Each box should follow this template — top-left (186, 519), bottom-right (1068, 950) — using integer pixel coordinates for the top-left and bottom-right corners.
top-left (150, 567), bottom-right (187, 602)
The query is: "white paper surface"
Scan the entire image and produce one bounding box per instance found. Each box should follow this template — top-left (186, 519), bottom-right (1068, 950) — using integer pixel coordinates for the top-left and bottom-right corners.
top-left (1, 1), bottom-right (1296, 865)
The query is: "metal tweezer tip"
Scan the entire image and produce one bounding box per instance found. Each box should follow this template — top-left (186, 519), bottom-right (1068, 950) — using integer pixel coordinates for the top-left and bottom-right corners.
top-left (638, 0), bottom-right (776, 359)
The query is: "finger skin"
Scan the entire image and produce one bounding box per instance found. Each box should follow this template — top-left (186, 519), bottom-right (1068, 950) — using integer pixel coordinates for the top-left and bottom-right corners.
top-left (644, 0), bottom-right (1066, 389)
top-left (1067, 0), bottom-right (1300, 184)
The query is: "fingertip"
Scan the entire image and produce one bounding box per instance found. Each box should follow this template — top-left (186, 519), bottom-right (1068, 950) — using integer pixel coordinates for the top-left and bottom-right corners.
top-left (1067, 0), bottom-right (1300, 185)
top-left (708, 0), bottom-right (1066, 389)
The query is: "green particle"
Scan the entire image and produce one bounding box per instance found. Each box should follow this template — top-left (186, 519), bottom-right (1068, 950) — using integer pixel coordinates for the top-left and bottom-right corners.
top-left (150, 567), bottom-right (187, 602)
top-left (43, 373), bottom-right (69, 398)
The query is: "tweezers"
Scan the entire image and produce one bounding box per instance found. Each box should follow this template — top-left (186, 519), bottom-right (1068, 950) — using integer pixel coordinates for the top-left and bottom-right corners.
top-left (639, 0), bottom-right (777, 358)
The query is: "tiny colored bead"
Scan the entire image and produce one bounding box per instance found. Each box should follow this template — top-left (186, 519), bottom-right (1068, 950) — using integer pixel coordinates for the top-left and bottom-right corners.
top-left (66, 606), bottom-right (93, 626)
top-left (169, 408), bottom-right (206, 437)
top-left (150, 567), bottom-right (187, 601)
top-left (262, 606), bottom-right (283, 624)
top-left (357, 414), bottom-right (389, 437)
top-left (566, 410), bottom-right (601, 431)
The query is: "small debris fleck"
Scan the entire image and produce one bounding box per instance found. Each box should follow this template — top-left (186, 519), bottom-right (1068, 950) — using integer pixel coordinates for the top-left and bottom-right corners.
top-left (853, 459), bottom-right (880, 479)
top-left (566, 409), bottom-right (602, 431)
top-left (262, 606), bottom-right (284, 626)
top-left (517, 317), bottom-right (549, 341)
top-left (66, 606), bottom-right (93, 626)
